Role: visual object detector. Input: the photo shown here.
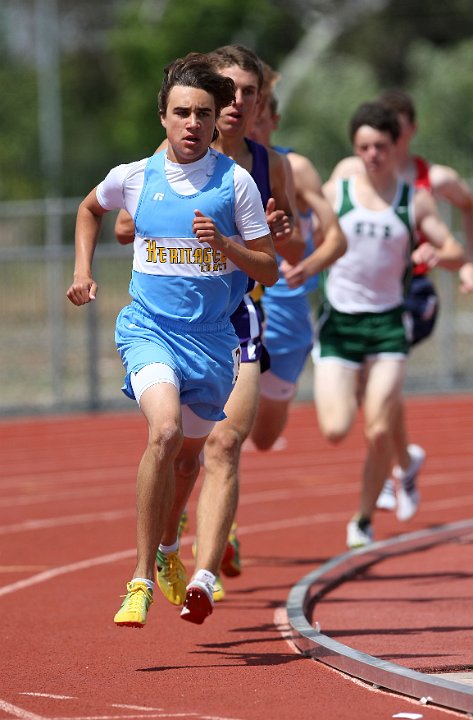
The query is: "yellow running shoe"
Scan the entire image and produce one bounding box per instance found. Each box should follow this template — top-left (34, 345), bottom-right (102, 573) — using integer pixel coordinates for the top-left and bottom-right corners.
top-left (178, 509), bottom-right (189, 539)
top-left (213, 575), bottom-right (225, 602)
top-left (220, 522), bottom-right (241, 577)
top-left (156, 550), bottom-right (187, 605)
top-left (114, 580), bottom-right (153, 628)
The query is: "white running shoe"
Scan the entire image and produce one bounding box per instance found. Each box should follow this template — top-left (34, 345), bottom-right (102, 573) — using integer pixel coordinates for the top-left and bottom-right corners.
top-left (346, 517), bottom-right (373, 549)
top-left (393, 443), bottom-right (425, 521)
top-left (376, 478), bottom-right (397, 511)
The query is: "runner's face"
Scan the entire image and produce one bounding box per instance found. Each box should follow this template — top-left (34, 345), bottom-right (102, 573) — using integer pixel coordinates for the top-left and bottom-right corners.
top-left (249, 95), bottom-right (278, 146)
top-left (353, 125), bottom-right (397, 175)
top-left (216, 65), bottom-right (260, 137)
top-left (161, 85), bottom-right (216, 164)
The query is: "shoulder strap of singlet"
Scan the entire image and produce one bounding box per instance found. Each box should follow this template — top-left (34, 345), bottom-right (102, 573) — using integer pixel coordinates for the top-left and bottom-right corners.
top-left (414, 155), bottom-right (431, 190)
top-left (395, 182), bottom-right (416, 248)
top-left (395, 181), bottom-right (417, 295)
top-left (337, 178), bottom-right (353, 217)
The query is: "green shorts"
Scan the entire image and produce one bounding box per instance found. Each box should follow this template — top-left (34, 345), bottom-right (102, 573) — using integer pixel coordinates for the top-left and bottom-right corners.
top-left (316, 304), bottom-right (409, 365)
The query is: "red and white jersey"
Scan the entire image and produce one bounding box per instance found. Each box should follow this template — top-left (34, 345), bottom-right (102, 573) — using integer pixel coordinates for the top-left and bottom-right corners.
top-left (412, 155), bottom-right (431, 276)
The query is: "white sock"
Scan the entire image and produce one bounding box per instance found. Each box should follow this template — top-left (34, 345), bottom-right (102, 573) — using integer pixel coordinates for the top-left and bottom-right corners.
top-left (132, 577), bottom-right (154, 591)
top-left (159, 540), bottom-right (179, 554)
top-left (193, 569), bottom-right (216, 588)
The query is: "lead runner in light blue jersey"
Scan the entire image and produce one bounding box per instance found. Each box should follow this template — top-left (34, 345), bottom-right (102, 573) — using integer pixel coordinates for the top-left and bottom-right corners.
top-left (109, 48), bottom-right (301, 618)
top-left (66, 53), bottom-right (278, 629)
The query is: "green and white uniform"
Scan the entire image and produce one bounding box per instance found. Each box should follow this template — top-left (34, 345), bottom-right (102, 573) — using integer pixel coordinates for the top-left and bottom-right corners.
top-left (315, 177), bottom-right (416, 365)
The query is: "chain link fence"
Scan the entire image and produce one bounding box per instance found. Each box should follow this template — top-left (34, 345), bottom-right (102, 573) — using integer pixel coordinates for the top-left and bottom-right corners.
top-left (1, 198), bottom-right (472, 417)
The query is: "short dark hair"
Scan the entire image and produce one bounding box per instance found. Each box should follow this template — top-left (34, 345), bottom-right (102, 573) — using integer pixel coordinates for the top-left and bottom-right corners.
top-left (158, 52), bottom-right (236, 118)
top-left (377, 88), bottom-right (416, 124)
top-left (349, 101), bottom-right (400, 143)
top-left (207, 45), bottom-right (264, 92)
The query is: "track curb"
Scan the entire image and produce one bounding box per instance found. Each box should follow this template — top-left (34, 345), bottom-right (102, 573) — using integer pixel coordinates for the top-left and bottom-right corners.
top-left (286, 519), bottom-right (473, 715)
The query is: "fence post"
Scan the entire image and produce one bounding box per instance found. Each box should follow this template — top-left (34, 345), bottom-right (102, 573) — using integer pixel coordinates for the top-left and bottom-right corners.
top-left (86, 298), bottom-right (101, 410)
top-left (45, 198), bottom-right (66, 407)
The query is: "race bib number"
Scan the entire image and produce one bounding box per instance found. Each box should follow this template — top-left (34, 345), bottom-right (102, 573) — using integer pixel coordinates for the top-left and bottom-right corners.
top-left (232, 345), bottom-right (241, 385)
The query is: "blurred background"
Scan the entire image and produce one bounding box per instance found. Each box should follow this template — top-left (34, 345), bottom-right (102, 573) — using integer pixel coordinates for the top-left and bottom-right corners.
top-left (1, 0), bottom-right (473, 415)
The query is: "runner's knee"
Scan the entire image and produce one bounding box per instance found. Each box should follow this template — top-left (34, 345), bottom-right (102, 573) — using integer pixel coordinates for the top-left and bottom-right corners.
top-left (147, 419), bottom-right (183, 458)
top-left (205, 422), bottom-right (243, 461)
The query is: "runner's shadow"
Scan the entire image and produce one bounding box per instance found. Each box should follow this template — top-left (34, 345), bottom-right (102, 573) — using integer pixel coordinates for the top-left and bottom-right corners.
top-left (244, 554), bottom-right (330, 568)
top-left (190, 648), bottom-right (305, 667)
top-left (326, 624), bottom-right (473, 638)
top-left (359, 570), bottom-right (472, 582)
top-left (381, 653), bottom-right (462, 662)
top-left (320, 592), bottom-right (472, 604)
top-left (228, 583), bottom-right (295, 599)
top-left (137, 623), bottom-right (305, 671)
top-left (137, 649), bottom-right (304, 671)
top-left (197, 623), bottom-right (292, 650)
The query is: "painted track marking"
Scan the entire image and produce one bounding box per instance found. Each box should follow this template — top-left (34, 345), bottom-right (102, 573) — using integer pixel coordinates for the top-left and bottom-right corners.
top-left (0, 510), bottom-right (354, 598)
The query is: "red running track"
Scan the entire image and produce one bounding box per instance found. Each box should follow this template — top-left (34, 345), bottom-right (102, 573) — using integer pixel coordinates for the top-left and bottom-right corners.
top-left (0, 395), bottom-right (472, 720)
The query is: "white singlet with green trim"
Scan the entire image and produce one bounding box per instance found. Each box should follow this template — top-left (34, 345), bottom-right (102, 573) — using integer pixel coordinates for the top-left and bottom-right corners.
top-left (326, 177), bottom-right (415, 313)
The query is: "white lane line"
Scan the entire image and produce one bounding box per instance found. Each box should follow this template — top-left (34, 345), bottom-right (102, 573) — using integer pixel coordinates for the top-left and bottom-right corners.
top-left (0, 503), bottom-right (472, 600)
top-left (0, 484), bottom-right (472, 539)
top-left (110, 706), bottom-right (163, 712)
top-left (0, 699), bottom-right (45, 720)
top-left (0, 566), bottom-right (49, 572)
top-left (0, 550), bottom-right (135, 598)
top-left (19, 694), bottom-right (74, 700)
top-left (198, 716), bottom-right (244, 719)
top-left (0, 487), bottom-right (351, 536)
top-left (1, 487), bottom-right (472, 549)
top-left (0, 485), bottom-right (134, 508)
top-left (234, 511), bottom-right (348, 536)
top-left (273, 607), bottom-right (300, 654)
top-left (0, 467), bottom-right (137, 490)
top-left (0, 510), bottom-right (134, 536)
top-left (0, 512), bottom-right (346, 599)
top-left (47, 715), bottom-right (241, 719)
top-left (47, 715), bottom-right (196, 719)
top-left (0, 699), bottom-right (244, 720)
top-left (2, 447), bottom-right (472, 515)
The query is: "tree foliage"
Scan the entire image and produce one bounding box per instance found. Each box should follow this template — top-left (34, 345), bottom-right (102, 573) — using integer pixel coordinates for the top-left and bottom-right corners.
top-left (1, 0), bottom-right (473, 201)
top-left (334, 0), bottom-right (473, 85)
top-left (274, 54), bottom-right (378, 181)
top-left (408, 39), bottom-right (473, 175)
top-left (103, 0), bottom-right (304, 160)
top-left (275, 37), bottom-right (473, 182)
top-left (0, 62), bottom-right (39, 198)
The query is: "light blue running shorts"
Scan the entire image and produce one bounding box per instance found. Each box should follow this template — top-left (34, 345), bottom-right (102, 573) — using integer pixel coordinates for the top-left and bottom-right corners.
top-left (115, 302), bottom-right (240, 422)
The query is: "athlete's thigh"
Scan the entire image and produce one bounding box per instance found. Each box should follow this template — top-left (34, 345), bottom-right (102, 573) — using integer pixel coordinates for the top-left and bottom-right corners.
top-left (314, 359), bottom-right (359, 436)
top-left (252, 393), bottom-right (290, 446)
top-left (139, 380), bottom-right (182, 431)
top-left (363, 357), bottom-right (406, 427)
top-left (220, 360), bottom-right (261, 438)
